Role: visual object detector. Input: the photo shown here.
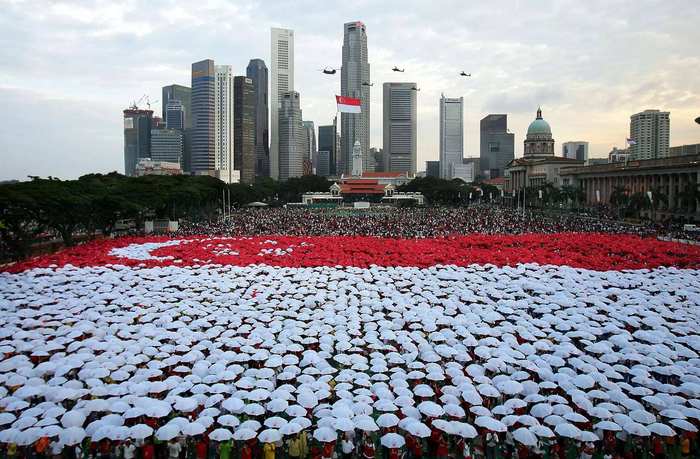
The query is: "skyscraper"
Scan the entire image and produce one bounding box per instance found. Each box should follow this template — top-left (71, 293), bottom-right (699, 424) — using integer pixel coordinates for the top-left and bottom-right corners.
top-left (234, 76), bottom-right (256, 184)
top-left (383, 82), bottom-right (417, 174)
top-left (150, 129), bottom-right (184, 165)
top-left (123, 108), bottom-right (153, 176)
top-left (191, 59), bottom-right (216, 174)
top-left (341, 21), bottom-right (370, 174)
top-left (562, 141), bottom-right (589, 161)
top-left (246, 59), bottom-right (269, 178)
top-left (439, 95), bottom-right (464, 179)
top-left (270, 28), bottom-right (295, 180)
top-left (161, 84), bottom-right (191, 128)
top-left (318, 122), bottom-right (338, 177)
top-left (165, 100), bottom-right (185, 130)
top-left (278, 91), bottom-right (304, 180)
top-left (215, 65), bottom-right (235, 183)
top-left (630, 109), bottom-right (670, 160)
top-left (302, 121), bottom-right (316, 162)
top-left (479, 114), bottom-right (514, 179)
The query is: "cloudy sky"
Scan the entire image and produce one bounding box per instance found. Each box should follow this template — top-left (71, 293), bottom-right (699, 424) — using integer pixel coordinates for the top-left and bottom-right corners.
top-left (1, 0), bottom-right (699, 180)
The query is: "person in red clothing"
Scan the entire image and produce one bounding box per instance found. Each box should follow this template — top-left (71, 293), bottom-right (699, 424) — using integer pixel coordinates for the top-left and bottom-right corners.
top-left (407, 435), bottom-right (422, 458)
top-left (195, 437), bottom-right (208, 459)
top-left (142, 441), bottom-right (155, 459)
top-left (322, 440), bottom-right (335, 459)
top-left (362, 434), bottom-right (375, 459)
top-left (388, 447), bottom-right (401, 459)
top-left (240, 442), bottom-right (252, 459)
top-left (436, 433), bottom-right (449, 459)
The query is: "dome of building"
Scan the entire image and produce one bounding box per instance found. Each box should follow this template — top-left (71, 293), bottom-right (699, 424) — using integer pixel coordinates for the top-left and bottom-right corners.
top-left (527, 107), bottom-right (551, 136)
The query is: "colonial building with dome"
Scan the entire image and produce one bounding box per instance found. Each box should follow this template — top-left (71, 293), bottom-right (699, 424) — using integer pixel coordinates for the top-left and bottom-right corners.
top-left (505, 108), bottom-right (583, 194)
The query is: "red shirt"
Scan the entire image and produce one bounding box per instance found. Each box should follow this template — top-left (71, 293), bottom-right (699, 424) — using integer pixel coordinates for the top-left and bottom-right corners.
top-left (362, 443), bottom-right (375, 458)
top-left (436, 438), bottom-right (449, 457)
top-left (323, 442), bottom-right (334, 458)
top-left (241, 446), bottom-right (252, 459)
top-left (142, 444), bottom-right (155, 459)
top-left (196, 440), bottom-right (207, 459)
top-left (389, 448), bottom-right (401, 459)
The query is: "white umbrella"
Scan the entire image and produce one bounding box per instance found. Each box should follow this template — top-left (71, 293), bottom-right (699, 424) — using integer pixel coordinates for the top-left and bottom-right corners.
top-left (129, 424), bottom-right (153, 440)
top-left (264, 417), bottom-right (288, 429)
top-left (222, 397), bottom-right (245, 413)
top-left (258, 428), bottom-right (282, 443)
top-left (594, 421), bottom-right (621, 432)
top-left (218, 415), bottom-right (240, 428)
top-left (233, 428), bottom-right (256, 441)
top-left (622, 422), bottom-right (651, 437)
top-left (156, 424), bottom-right (180, 441)
top-left (377, 413), bottom-right (400, 428)
top-left (182, 421), bottom-right (206, 436)
top-left (381, 432), bottom-right (406, 449)
top-left (417, 401), bottom-right (444, 417)
top-left (334, 417), bottom-right (355, 432)
top-left (209, 428), bottom-right (233, 441)
top-left (554, 423), bottom-right (581, 439)
top-left (59, 427), bottom-right (86, 446)
top-left (670, 419), bottom-right (698, 432)
top-left (313, 427), bottom-right (337, 443)
top-left (513, 427), bottom-right (538, 446)
top-left (450, 421), bottom-right (478, 439)
top-left (530, 425), bottom-right (555, 438)
top-left (404, 421), bottom-right (431, 438)
top-left (475, 416), bottom-right (506, 432)
top-left (60, 410), bottom-right (86, 428)
top-left (354, 416), bottom-right (379, 432)
top-left (280, 422), bottom-right (303, 435)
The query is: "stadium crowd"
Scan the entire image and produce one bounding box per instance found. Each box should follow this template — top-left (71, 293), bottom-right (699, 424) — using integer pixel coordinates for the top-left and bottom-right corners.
top-left (175, 206), bottom-right (673, 239)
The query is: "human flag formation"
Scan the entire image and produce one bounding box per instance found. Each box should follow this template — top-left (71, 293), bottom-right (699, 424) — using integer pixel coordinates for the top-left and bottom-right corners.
top-left (336, 95), bottom-right (361, 113)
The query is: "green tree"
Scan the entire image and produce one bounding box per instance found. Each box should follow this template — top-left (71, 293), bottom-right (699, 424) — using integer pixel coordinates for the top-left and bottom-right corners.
top-left (679, 183), bottom-right (700, 213)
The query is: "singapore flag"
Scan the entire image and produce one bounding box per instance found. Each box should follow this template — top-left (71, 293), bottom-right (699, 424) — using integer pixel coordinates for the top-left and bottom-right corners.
top-left (336, 95), bottom-right (361, 113)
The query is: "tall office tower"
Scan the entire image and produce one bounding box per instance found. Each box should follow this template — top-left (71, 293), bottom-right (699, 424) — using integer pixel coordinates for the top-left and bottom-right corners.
top-left (630, 109), bottom-right (670, 160)
top-left (479, 114), bottom-right (514, 178)
top-left (383, 83), bottom-right (417, 174)
top-left (318, 122), bottom-right (338, 177)
top-left (341, 21), bottom-right (371, 174)
top-left (191, 60), bottom-right (216, 174)
top-left (123, 108), bottom-right (153, 176)
top-left (315, 151), bottom-right (330, 177)
top-left (426, 160), bottom-right (440, 178)
top-left (246, 59), bottom-right (269, 178)
top-left (234, 76), bottom-right (256, 184)
top-left (150, 129), bottom-right (184, 165)
top-left (162, 85), bottom-right (192, 128)
top-left (562, 141), bottom-right (589, 161)
top-left (270, 28), bottom-right (295, 180)
top-left (165, 100), bottom-right (185, 130)
top-left (439, 95), bottom-right (464, 179)
top-left (278, 91), bottom-right (304, 180)
top-left (214, 65), bottom-right (235, 183)
top-left (302, 121), bottom-right (316, 161)
top-left (370, 147), bottom-right (384, 172)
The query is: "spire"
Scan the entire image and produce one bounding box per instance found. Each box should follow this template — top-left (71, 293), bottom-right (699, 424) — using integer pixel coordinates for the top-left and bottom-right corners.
top-left (536, 107), bottom-right (542, 119)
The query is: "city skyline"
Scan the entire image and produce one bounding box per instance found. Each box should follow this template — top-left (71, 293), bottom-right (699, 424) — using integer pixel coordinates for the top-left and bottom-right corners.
top-left (1, 0), bottom-right (700, 180)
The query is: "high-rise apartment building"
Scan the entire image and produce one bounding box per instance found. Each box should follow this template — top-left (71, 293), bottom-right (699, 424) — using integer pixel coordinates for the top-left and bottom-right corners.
top-left (270, 28), bottom-right (295, 180)
top-left (562, 141), bottom-right (589, 161)
top-left (246, 59), bottom-right (269, 178)
top-left (479, 114), bottom-right (514, 178)
top-left (341, 21), bottom-right (371, 174)
top-left (234, 76), bottom-right (256, 184)
top-left (123, 108), bottom-right (153, 176)
top-left (150, 129), bottom-right (184, 165)
top-left (439, 95), bottom-right (464, 179)
top-left (161, 84), bottom-right (191, 129)
top-left (279, 91), bottom-right (304, 180)
top-left (191, 60), bottom-right (216, 174)
top-left (215, 65), bottom-right (235, 183)
top-left (383, 82), bottom-right (417, 174)
top-left (630, 109), bottom-right (670, 160)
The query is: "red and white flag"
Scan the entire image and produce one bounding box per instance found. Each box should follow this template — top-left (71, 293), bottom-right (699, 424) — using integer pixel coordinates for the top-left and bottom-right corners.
top-left (336, 95), bottom-right (361, 113)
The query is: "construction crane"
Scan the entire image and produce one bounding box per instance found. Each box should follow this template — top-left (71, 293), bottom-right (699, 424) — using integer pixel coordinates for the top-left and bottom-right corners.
top-left (129, 94), bottom-right (157, 110)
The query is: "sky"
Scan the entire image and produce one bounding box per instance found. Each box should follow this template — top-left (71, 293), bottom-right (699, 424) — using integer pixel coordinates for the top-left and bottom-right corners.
top-left (1, 0), bottom-right (699, 181)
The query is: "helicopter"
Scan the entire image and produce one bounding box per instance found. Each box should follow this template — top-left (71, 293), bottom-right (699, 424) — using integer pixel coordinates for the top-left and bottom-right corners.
top-left (320, 67), bottom-right (337, 75)
top-left (392, 66), bottom-right (405, 72)
top-left (362, 82), bottom-right (374, 87)
top-left (460, 71), bottom-right (471, 77)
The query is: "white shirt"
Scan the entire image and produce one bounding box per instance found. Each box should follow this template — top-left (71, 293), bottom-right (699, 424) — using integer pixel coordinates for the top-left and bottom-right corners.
top-left (168, 442), bottom-right (183, 459)
top-left (342, 439), bottom-right (354, 454)
top-left (123, 444), bottom-right (137, 459)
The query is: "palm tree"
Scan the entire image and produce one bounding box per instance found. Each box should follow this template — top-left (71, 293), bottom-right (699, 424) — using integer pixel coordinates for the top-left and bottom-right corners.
top-left (628, 192), bottom-right (650, 219)
top-left (610, 186), bottom-right (629, 219)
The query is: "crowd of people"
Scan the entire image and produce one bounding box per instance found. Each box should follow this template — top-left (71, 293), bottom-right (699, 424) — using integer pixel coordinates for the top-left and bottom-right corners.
top-left (174, 206), bottom-right (695, 240)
